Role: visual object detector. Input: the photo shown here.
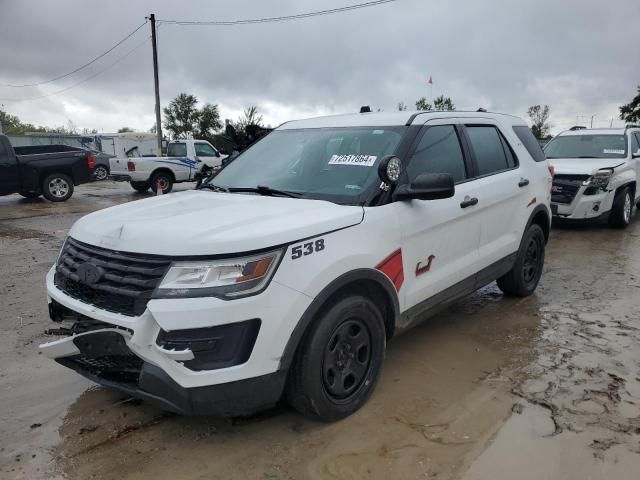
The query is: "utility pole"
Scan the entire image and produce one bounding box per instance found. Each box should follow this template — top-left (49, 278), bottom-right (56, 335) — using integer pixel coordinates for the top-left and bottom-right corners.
top-left (150, 14), bottom-right (163, 155)
top-left (590, 114), bottom-right (596, 128)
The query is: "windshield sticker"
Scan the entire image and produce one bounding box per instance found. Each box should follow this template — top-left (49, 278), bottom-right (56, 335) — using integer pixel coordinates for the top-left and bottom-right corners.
top-left (603, 149), bottom-right (624, 154)
top-left (372, 130), bottom-right (385, 135)
top-left (328, 154), bottom-right (377, 166)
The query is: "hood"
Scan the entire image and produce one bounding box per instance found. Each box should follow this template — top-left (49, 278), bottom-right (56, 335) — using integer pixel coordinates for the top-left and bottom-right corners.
top-left (549, 157), bottom-right (625, 176)
top-left (70, 190), bottom-right (363, 256)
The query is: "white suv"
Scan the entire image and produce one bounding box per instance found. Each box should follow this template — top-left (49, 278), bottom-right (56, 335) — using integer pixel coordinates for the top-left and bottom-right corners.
top-left (546, 127), bottom-right (640, 228)
top-left (40, 111), bottom-right (552, 421)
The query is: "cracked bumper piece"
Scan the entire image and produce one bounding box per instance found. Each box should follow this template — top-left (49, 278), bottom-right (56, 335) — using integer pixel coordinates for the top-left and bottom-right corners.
top-left (42, 328), bottom-right (287, 416)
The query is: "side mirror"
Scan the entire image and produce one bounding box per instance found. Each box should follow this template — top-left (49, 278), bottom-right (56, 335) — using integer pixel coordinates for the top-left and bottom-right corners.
top-left (394, 173), bottom-right (455, 201)
top-left (215, 151), bottom-right (221, 158)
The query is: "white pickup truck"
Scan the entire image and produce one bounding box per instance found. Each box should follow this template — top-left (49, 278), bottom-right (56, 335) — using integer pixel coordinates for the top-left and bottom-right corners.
top-left (110, 139), bottom-right (227, 194)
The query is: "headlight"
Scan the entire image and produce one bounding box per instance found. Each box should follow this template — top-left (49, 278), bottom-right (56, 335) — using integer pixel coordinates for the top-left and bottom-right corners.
top-left (583, 169), bottom-right (613, 190)
top-left (155, 248), bottom-right (284, 299)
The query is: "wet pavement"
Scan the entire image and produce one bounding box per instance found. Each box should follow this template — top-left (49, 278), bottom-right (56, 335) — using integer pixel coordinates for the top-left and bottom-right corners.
top-left (1, 181), bottom-right (639, 479)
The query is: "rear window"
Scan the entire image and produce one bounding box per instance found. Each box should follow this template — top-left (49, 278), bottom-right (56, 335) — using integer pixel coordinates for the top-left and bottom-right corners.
top-left (513, 126), bottom-right (546, 162)
top-left (167, 142), bottom-right (187, 157)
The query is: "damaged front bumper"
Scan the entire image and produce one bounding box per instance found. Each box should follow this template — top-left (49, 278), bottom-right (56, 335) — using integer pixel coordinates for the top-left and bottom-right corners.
top-left (38, 267), bottom-right (309, 416)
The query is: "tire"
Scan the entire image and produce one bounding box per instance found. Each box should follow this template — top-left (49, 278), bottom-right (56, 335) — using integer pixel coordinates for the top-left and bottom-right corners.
top-left (150, 172), bottom-right (173, 194)
top-left (608, 186), bottom-right (633, 229)
top-left (497, 224), bottom-right (545, 297)
top-left (286, 295), bottom-right (386, 421)
top-left (18, 191), bottom-right (41, 199)
top-left (93, 165), bottom-right (109, 181)
top-left (42, 173), bottom-right (74, 202)
top-left (130, 181), bottom-right (150, 193)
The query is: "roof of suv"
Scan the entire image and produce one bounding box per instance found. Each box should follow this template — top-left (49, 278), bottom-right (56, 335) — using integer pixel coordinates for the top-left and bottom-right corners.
top-left (278, 110), bottom-right (527, 130)
top-left (558, 127), bottom-right (640, 137)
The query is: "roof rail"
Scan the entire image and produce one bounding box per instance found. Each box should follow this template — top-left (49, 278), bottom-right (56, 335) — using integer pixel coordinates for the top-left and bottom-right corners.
top-left (569, 126), bottom-right (587, 131)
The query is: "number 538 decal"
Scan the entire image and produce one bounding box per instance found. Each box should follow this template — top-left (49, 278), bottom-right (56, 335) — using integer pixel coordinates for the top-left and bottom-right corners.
top-left (291, 239), bottom-right (325, 260)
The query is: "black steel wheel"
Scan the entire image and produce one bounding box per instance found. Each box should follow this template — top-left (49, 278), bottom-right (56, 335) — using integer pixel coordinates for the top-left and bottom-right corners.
top-left (286, 295), bottom-right (386, 421)
top-left (497, 223), bottom-right (545, 297)
top-left (322, 319), bottom-right (373, 400)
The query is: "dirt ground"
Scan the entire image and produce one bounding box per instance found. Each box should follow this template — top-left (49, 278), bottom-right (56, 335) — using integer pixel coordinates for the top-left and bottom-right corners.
top-left (1, 181), bottom-right (639, 480)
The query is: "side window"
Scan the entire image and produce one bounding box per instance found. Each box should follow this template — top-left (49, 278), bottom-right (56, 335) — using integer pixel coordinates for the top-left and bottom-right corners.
top-left (632, 133), bottom-right (640, 155)
top-left (194, 143), bottom-right (217, 157)
top-left (406, 125), bottom-right (467, 183)
top-left (0, 138), bottom-right (14, 164)
top-left (465, 125), bottom-right (515, 176)
top-left (513, 126), bottom-right (546, 162)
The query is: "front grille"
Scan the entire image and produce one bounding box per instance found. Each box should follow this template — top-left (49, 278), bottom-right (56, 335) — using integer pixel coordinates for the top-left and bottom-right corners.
top-left (551, 174), bottom-right (589, 204)
top-left (54, 237), bottom-right (172, 317)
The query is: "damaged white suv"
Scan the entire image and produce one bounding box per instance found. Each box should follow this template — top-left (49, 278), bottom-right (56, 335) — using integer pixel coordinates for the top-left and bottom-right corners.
top-left (546, 127), bottom-right (640, 227)
top-left (40, 111), bottom-right (552, 421)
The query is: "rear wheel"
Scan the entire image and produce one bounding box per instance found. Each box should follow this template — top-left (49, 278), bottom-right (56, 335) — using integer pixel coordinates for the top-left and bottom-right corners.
top-left (130, 181), bottom-right (150, 192)
top-left (150, 172), bottom-right (173, 194)
top-left (42, 173), bottom-right (74, 202)
top-left (19, 191), bottom-right (41, 199)
top-left (608, 187), bottom-right (633, 229)
top-left (93, 165), bottom-right (109, 181)
top-left (286, 295), bottom-right (386, 421)
top-left (497, 224), bottom-right (545, 297)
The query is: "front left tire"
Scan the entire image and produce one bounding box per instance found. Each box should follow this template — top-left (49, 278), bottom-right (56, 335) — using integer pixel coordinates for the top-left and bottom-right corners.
top-left (608, 186), bottom-right (633, 229)
top-left (286, 294), bottom-right (386, 421)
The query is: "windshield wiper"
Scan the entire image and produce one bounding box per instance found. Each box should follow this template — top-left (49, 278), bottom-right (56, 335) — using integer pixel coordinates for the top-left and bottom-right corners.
top-left (198, 183), bottom-right (228, 192)
top-left (227, 185), bottom-right (302, 198)
top-left (575, 156), bottom-right (599, 158)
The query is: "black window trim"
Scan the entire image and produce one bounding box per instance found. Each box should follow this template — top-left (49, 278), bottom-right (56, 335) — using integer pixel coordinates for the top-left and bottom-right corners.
top-left (460, 123), bottom-right (521, 180)
top-left (402, 123), bottom-right (474, 186)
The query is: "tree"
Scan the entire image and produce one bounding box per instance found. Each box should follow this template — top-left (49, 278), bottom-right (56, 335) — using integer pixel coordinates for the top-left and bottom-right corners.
top-left (235, 106), bottom-right (263, 132)
top-left (397, 101), bottom-right (408, 111)
top-left (162, 93), bottom-right (223, 141)
top-left (196, 103), bottom-right (223, 144)
top-left (415, 97), bottom-right (432, 111)
top-left (527, 105), bottom-right (552, 139)
top-left (118, 127), bottom-right (134, 133)
top-left (619, 85), bottom-right (640, 124)
top-left (434, 95), bottom-right (455, 111)
top-left (0, 109), bottom-right (47, 134)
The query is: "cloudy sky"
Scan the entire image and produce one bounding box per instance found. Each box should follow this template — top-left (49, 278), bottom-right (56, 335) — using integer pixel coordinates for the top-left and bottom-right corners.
top-left (0, 0), bottom-right (638, 135)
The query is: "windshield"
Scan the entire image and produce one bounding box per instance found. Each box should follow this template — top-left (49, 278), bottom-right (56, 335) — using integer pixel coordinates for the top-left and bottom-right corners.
top-left (209, 127), bottom-right (405, 204)
top-left (544, 134), bottom-right (627, 159)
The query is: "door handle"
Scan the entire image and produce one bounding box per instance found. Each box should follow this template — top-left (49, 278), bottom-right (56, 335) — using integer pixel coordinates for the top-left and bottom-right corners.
top-left (518, 178), bottom-right (530, 187)
top-left (460, 196), bottom-right (478, 208)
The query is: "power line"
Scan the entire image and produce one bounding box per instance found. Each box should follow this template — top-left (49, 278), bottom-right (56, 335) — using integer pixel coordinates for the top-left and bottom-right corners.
top-left (1, 20), bottom-right (148, 88)
top-left (158, 0), bottom-right (399, 26)
top-left (1, 35), bottom-right (151, 102)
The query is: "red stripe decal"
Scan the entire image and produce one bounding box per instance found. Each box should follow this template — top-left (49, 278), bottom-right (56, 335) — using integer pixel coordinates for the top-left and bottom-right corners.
top-left (375, 248), bottom-right (404, 292)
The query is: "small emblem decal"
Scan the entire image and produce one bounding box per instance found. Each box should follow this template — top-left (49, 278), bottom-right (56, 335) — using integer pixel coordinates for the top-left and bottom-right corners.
top-left (415, 255), bottom-right (436, 277)
top-left (76, 263), bottom-right (103, 284)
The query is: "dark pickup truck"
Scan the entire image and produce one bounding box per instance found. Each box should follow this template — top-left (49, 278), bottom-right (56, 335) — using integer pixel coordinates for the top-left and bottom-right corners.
top-left (0, 135), bottom-right (95, 202)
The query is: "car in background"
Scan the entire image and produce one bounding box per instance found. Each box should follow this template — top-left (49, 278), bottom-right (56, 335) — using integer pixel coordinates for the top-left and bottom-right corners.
top-left (545, 126), bottom-right (640, 228)
top-left (109, 139), bottom-right (227, 194)
top-left (89, 150), bottom-right (115, 181)
top-left (0, 135), bottom-right (95, 202)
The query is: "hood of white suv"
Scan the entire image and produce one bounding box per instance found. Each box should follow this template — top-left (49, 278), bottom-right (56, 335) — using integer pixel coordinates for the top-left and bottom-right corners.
top-left (69, 190), bottom-right (364, 256)
top-left (549, 157), bottom-right (625, 176)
